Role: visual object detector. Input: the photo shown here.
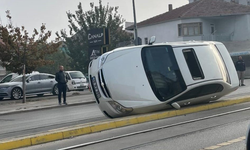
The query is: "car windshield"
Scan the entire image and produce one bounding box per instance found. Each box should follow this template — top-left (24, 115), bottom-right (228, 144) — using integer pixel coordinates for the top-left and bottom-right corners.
top-left (69, 72), bottom-right (85, 79)
top-left (0, 75), bottom-right (12, 83)
top-left (142, 46), bottom-right (186, 101)
top-left (11, 75), bottom-right (30, 82)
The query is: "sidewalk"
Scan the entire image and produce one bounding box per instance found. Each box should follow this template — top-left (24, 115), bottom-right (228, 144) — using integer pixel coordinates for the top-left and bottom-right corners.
top-left (0, 91), bottom-right (95, 115)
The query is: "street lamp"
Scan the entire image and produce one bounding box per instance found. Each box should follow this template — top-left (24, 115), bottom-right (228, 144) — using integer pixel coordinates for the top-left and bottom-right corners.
top-left (132, 0), bottom-right (138, 46)
top-left (22, 41), bottom-right (27, 103)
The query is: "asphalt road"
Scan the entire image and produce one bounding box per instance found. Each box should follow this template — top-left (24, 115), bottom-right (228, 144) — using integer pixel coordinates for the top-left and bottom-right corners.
top-left (18, 102), bottom-right (250, 150)
top-left (0, 85), bottom-right (249, 142)
top-left (0, 103), bottom-right (106, 140)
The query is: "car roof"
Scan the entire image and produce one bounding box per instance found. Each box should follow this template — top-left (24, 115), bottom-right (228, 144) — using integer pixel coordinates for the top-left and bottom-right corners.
top-left (111, 41), bottom-right (221, 52)
top-left (65, 71), bottom-right (82, 73)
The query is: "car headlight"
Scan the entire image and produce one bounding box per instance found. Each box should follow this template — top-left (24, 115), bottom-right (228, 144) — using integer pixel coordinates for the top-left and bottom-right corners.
top-left (72, 81), bottom-right (76, 85)
top-left (108, 101), bottom-right (133, 114)
top-left (98, 53), bottom-right (110, 68)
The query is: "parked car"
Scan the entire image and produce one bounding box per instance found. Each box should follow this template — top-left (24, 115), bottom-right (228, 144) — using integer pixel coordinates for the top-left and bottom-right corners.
top-left (0, 73), bottom-right (19, 83)
top-left (66, 71), bottom-right (88, 91)
top-left (0, 71), bottom-right (39, 84)
top-left (0, 73), bottom-right (58, 100)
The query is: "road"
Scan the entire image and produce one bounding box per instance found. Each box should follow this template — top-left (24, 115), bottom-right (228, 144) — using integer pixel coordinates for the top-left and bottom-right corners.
top-left (18, 102), bottom-right (250, 150)
top-left (0, 103), bottom-right (106, 140)
top-left (0, 84), bottom-right (249, 149)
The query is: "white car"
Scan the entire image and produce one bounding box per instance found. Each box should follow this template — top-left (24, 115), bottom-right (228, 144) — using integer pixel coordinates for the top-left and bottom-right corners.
top-left (65, 71), bottom-right (88, 91)
top-left (89, 40), bottom-right (239, 118)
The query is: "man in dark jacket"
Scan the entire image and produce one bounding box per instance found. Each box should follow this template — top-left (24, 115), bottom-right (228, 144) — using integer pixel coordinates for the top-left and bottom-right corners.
top-left (235, 56), bottom-right (246, 86)
top-left (55, 66), bottom-right (68, 105)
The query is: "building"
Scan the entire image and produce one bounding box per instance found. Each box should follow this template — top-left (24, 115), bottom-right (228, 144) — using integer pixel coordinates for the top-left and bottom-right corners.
top-left (126, 0), bottom-right (250, 77)
top-left (189, 0), bottom-right (250, 5)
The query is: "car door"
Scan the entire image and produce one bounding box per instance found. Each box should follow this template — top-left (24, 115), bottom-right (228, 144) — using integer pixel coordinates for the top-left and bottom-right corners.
top-left (39, 74), bottom-right (55, 92)
top-left (26, 74), bottom-right (41, 94)
top-left (66, 73), bottom-right (73, 91)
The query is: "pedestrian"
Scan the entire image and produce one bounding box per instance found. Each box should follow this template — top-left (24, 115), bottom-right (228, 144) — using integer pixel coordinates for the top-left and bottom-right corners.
top-left (235, 56), bottom-right (246, 86)
top-left (55, 65), bottom-right (68, 105)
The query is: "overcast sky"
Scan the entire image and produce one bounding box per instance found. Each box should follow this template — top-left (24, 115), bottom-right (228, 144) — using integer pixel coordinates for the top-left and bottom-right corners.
top-left (0, 0), bottom-right (188, 40)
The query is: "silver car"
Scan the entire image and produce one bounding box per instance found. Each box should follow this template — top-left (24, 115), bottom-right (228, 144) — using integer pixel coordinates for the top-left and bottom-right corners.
top-left (0, 73), bottom-right (58, 100)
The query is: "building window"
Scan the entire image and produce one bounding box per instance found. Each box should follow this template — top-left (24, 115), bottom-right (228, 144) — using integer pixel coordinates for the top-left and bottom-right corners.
top-left (144, 37), bottom-right (148, 44)
top-left (178, 22), bottom-right (202, 36)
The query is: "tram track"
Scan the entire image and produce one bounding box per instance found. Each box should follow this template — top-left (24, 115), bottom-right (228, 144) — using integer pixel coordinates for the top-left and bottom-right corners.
top-left (58, 106), bottom-right (250, 150)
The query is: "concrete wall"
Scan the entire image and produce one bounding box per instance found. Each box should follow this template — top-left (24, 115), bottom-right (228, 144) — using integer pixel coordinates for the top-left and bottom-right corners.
top-left (137, 18), bottom-right (209, 44)
top-left (137, 20), bottom-right (183, 44)
top-left (215, 15), bottom-right (250, 41)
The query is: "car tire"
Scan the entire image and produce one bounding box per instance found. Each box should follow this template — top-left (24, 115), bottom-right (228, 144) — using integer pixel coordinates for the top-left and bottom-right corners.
top-left (0, 97), bottom-right (3, 100)
top-left (11, 87), bottom-right (22, 100)
top-left (37, 94), bottom-right (44, 97)
top-left (53, 84), bottom-right (58, 95)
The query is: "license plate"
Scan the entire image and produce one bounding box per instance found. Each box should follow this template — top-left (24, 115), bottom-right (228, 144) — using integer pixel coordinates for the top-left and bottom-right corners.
top-left (91, 76), bottom-right (101, 98)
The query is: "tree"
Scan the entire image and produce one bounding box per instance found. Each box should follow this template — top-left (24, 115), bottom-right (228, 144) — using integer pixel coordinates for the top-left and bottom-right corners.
top-left (36, 50), bottom-right (72, 74)
top-left (0, 11), bottom-right (60, 74)
top-left (57, 0), bottom-right (133, 74)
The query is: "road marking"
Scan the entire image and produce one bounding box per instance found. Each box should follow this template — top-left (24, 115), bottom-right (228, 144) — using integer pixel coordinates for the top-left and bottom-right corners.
top-left (201, 136), bottom-right (246, 150)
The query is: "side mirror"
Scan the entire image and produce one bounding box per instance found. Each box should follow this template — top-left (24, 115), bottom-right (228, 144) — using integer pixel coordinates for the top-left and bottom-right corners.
top-left (26, 78), bottom-right (31, 83)
top-left (149, 36), bottom-right (156, 45)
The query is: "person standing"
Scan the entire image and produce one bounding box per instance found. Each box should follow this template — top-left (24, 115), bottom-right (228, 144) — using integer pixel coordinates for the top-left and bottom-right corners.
top-left (235, 56), bottom-right (246, 86)
top-left (55, 66), bottom-right (68, 105)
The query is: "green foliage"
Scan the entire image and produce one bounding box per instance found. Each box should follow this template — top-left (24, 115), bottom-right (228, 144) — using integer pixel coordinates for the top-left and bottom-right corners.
top-left (36, 50), bottom-right (72, 74)
top-left (57, 0), bottom-right (133, 74)
top-left (0, 11), bottom-right (60, 74)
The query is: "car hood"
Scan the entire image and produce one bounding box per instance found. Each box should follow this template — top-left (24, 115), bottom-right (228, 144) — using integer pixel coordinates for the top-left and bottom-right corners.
top-left (71, 78), bottom-right (87, 83)
top-left (0, 82), bottom-right (21, 87)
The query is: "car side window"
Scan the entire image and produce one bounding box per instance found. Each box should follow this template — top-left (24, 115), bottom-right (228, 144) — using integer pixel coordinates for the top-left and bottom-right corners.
top-left (1, 75), bottom-right (12, 83)
top-left (40, 75), bottom-right (49, 80)
top-left (48, 75), bottom-right (55, 79)
top-left (66, 74), bottom-right (70, 80)
top-left (30, 75), bottom-right (40, 81)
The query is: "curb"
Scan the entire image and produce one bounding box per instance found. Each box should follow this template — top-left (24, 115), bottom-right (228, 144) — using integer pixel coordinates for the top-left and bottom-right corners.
top-left (0, 101), bottom-right (96, 116)
top-left (0, 92), bottom-right (92, 106)
top-left (1, 97), bottom-right (250, 150)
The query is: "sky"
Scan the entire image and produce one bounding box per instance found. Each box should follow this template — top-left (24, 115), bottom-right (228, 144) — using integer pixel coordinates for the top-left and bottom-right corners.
top-left (0, 0), bottom-right (188, 40)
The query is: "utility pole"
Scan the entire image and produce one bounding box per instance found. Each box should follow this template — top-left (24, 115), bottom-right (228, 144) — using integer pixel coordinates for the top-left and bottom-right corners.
top-left (22, 41), bottom-right (27, 103)
top-left (132, 0), bottom-right (138, 45)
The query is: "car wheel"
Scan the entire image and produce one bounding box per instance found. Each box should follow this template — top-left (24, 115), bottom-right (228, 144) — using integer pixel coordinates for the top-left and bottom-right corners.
top-left (0, 97), bottom-right (3, 100)
top-left (11, 87), bottom-right (22, 100)
top-left (53, 84), bottom-right (58, 95)
top-left (37, 94), bottom-right (44, 97)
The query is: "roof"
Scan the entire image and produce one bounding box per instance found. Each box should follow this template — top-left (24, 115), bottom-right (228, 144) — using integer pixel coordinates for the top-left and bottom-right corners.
top-left (126, 0), bottom-right (250, 30)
